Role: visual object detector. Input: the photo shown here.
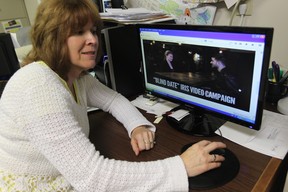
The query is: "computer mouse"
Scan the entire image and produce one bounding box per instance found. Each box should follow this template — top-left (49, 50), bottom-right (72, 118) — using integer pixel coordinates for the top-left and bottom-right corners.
top-left (210, 148), bottom-right (226, 156)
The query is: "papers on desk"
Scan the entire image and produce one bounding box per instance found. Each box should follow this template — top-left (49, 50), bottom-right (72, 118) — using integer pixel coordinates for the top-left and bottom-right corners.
top-left (219, 110), bottom-right (288, 159)
top-left (131, 95), bottom-right (178, 117)
top-left (100, 8), bottom-right (175, 24)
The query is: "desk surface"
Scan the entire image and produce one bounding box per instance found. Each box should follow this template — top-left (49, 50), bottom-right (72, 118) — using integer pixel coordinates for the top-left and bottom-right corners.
top-left (88, 109), bottom-right (281, 192)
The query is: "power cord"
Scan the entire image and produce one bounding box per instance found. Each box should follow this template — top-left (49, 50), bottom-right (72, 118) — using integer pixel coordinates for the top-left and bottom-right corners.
top-left (229, 0), bottom-right (241, 26)
top-left (103, 59), bottom-right (109, 86)
top-left (239, 3), bottom-right (247, 26)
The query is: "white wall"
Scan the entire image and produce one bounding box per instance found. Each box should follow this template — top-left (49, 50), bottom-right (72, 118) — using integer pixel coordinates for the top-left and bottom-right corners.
top-left (213, 0), bottom-right (288, 71)
top-left (24, 0), bottom-right (41, 25)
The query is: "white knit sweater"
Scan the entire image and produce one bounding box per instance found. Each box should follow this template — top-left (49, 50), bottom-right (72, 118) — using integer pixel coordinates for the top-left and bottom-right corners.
top-left (0, 62), bottom-right (188, 191)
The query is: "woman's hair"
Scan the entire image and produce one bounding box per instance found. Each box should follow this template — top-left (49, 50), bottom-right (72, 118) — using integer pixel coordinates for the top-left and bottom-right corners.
top-left (22, 0), bottom-right (103, 80)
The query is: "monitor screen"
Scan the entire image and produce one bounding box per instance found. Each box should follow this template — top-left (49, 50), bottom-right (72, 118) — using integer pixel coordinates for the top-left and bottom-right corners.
top-left (137, 24), bottom-right (273, 134)
top-left (0, 33), bottom-right (20, 81)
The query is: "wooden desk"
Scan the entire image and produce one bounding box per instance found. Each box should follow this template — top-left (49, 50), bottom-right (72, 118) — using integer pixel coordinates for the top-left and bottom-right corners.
top-left (88, 109), bottom-right (281, 192)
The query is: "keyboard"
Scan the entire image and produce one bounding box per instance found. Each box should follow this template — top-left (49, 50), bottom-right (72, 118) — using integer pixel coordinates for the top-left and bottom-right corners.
top-left (0, 80), bottom-right (8, 97)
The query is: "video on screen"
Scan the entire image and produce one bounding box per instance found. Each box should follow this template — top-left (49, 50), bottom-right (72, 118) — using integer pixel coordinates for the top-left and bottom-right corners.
top-left (142, 40), bottom-right (256, 112)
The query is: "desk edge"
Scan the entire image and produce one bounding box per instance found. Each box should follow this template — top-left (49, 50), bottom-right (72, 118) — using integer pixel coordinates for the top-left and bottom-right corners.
top-left (252, 157), bottom-right (281, 192)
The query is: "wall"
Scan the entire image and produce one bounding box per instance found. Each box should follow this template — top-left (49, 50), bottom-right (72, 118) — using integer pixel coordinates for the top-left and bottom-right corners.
top-left (213, 0), bottom-right (287, 71)
top-left (0, 0), bottom-right (30, 33)
top-left (24, 0), bottom-right (41, 25)
top-left (127, 0), bottom-right (288, 71)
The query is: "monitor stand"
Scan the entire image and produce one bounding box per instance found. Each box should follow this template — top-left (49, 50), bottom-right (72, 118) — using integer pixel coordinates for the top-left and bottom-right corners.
top-left (166, 105), bottom-right (226, 136)
top-left (181, 142), bottom-right (240, 190)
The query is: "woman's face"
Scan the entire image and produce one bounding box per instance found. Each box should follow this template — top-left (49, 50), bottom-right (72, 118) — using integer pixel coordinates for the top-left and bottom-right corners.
top-left (67, 20), bottom-right (98, 78)
top-left (166, 53), bottom-right (173, 62)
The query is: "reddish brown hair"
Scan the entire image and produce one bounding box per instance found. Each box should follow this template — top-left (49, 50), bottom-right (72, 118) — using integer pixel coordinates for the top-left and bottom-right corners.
top-left (22, 0), bottom-right (103, 80)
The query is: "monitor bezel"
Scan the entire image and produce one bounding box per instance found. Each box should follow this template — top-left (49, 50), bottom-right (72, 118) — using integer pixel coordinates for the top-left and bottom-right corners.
top-left (136, 23), bottom-right (273, 131)
top-left (0, 33), bottom-right (20, 80)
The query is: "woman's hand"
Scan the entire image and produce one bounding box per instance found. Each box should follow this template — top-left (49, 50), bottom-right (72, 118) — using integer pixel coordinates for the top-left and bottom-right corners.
top-left (130, 126), bottom-right (155, 156)
top-left (180, 140), bottom-right (226, 177)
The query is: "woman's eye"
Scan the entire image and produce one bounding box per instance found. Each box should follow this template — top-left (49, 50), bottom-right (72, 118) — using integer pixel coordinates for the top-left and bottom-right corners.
top-left (73, 28), bottom-right (97, 36)
top-left (91, 29), bottom-right (97, 35)
top-left (77, 30), bottom-right (84, 35)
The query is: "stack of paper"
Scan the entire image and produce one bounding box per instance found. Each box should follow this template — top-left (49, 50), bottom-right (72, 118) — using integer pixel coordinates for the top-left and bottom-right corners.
top-left (100, 8), bottom-right (175, 24)
top-left (131, 95), bottom-right (178, 117)
top-left (168, 109), bottom-right (190, 121)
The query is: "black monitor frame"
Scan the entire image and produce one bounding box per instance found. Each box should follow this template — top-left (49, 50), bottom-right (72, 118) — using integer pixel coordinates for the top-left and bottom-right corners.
top-left (136, 24), bottom-right (273, 134)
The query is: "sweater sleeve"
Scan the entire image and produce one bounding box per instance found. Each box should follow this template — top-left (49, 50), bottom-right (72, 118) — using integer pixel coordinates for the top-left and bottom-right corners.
top-left (80, 74), bottom-right (156, 136)
top-left (19, 67), bottom-right (188, 191)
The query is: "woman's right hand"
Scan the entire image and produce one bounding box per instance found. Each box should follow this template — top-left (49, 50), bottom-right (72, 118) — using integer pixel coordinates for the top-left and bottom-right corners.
top-left (180, 140), bottom-right (226, 177)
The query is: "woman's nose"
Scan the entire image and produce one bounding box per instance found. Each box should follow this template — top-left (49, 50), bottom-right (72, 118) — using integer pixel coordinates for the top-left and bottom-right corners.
top-left (87, 32), bottom-right (98, 45)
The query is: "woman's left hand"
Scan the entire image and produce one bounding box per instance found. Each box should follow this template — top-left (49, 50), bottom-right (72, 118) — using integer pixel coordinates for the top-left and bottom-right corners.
top-left (130, 126), bottom-right (155, 156)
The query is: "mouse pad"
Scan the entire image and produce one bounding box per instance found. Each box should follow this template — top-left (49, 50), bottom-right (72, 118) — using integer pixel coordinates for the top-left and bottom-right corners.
top-left (181, 143), bottom-right (240, 189)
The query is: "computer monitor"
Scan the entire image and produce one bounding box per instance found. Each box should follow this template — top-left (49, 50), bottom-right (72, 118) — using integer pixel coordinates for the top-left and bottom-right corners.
top-left (0, 33), bottom-right (20, 81)
top-left (137, 24), bottom-right (273, 136)
top-left (137, 24), bottom-right (273, 189)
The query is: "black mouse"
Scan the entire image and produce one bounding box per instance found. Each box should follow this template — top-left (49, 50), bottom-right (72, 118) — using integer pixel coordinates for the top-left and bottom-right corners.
top-left (210, 148), bottom-right (226, 156)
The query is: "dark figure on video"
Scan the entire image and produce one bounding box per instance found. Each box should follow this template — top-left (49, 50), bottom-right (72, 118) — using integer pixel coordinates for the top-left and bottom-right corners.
top-left (210, 54), bottom-right (241, 95)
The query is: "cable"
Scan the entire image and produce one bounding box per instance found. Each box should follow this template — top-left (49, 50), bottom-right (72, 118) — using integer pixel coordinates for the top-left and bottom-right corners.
top-left (239, 3), bottom-right (247, 26)
top-left (103, 59), bottom-right (109, 86)
top-left (229, 0), bottom-right (241, 26)
top-left (239, 14), bottom-right (244, 26)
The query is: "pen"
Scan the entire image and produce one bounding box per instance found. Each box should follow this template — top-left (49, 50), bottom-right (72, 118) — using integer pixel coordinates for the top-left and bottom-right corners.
top-left (272, 61), bottom-right (280, 82)
top-left (279, 70), bottom-right (288, 84)
top-left (121, 5), bottom-right (128, 9)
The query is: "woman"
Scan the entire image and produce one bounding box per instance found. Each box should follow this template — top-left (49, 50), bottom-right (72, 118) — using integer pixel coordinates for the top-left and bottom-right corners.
top-left (0, 0), bottom-right (225, 191)
top-left (163, 50), bottom-right (175, 72)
